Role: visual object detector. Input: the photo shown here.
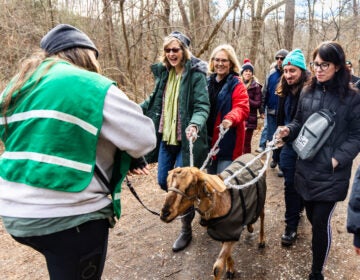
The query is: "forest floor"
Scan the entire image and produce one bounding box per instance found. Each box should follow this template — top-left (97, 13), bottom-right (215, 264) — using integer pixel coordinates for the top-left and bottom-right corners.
top-left (0, 129), bottom-right (359, 280)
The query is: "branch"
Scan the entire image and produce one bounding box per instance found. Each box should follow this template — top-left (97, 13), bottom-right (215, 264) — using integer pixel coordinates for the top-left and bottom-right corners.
top-left (261, 0), bottom-right (287, 19)
top-left (196, 0), bottom-right (240, 57)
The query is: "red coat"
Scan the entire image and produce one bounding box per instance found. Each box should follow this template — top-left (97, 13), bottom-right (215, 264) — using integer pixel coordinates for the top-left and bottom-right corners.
top-left (208, 73), bottom-right (250, 161)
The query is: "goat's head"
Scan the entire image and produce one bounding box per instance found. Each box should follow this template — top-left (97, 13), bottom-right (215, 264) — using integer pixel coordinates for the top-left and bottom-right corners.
top-left (160, 167), bottom-right (226, 223)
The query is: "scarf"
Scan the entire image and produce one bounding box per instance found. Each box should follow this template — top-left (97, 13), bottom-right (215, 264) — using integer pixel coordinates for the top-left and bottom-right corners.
top-left (162, 68), bottom-right (182, 145)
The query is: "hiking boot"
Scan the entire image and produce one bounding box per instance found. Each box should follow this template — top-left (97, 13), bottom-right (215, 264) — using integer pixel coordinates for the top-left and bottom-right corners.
top-left (281, 229), bottom-right (297, 247)
top-left (172, 208), bottom-right (195, 252)
top-left (270, 160), bottom-right (277, 168)
top-left (277, 170), bottom-right (284, 177)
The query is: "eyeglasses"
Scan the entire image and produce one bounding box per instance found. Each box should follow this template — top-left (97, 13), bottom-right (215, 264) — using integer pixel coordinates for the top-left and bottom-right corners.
top-left (164, 47), bottom-right (182, 53)
top-left (275, 57), bottom-right (284, 61)
top-left (213, 58), bottom-right (229, 64)
top-left (310, 62), bottom-right (330, 71)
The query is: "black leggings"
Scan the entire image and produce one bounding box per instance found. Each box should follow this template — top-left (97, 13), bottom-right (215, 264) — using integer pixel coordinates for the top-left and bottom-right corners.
top-left (12, 219), bottom-right (110, 280)
top-left (304, 201), bottom-right (336, 274)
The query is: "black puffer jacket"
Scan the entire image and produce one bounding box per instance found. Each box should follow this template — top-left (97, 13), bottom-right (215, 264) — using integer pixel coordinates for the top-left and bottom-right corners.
top-left (287, 79), bottom-right (360, 202)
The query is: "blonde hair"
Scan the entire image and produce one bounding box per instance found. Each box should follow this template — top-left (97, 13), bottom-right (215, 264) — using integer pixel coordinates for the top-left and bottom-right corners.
top-left (1, 48), bottom-right (101, 130)
top-left (208, 44), bottom-right (241, 74)
top-left (160, 36), bottom-right (191, 69)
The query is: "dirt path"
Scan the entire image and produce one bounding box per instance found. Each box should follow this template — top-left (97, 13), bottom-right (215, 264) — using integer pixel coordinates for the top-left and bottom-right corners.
top-left (0, 135), bottom-right (359, 280)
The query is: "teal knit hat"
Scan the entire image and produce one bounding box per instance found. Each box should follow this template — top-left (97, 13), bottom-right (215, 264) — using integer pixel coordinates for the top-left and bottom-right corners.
top-left (282, 49), bottom-right (306, 70)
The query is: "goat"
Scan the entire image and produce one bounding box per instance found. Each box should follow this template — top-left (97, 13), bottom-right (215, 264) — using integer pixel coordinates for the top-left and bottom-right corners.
top-left (160, 153), bottom-right (266, 280)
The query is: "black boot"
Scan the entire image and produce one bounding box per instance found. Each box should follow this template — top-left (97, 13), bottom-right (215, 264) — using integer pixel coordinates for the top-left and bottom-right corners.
top-left (172, 207), bottom-right (195, 252)
top-left (309, 272), bottom-right (324, 280)
top-left (281, 228), bottom-right (297, 247)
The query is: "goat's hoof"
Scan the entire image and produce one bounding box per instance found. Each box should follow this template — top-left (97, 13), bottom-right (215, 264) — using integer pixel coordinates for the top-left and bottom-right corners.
top-left (258, 242), bottom-right (266, 249)
top-left (213, 267), bottom-right (220, 277)
top-left (226, 271), bottom-right (235, 279)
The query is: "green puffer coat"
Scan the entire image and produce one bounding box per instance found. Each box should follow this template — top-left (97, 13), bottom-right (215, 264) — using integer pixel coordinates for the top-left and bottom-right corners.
top-left (141, 57), bottom-right (210, 168)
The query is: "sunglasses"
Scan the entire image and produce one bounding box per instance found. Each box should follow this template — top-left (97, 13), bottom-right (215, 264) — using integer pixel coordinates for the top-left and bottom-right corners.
top-left (164, 47), bottom-right (182, 53)
top-left (275, 56), bottom-right (284, 61)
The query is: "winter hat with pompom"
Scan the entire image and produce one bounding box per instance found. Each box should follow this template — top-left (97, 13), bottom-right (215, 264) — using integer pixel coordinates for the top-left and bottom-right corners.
top-left (241, 58), bottom-right (254, 74)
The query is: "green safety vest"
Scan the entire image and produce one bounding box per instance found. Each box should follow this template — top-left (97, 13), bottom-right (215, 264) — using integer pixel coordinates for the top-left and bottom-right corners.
top-left (0, 59), bottom-right (130, 218)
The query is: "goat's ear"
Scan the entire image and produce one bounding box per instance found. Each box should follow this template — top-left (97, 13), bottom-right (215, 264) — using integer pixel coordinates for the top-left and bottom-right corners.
top-left (203, 173), bottom-right (226, 192)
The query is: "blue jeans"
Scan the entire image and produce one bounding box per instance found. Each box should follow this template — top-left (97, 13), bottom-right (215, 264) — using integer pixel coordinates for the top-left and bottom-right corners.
top-left (258, 111), bottom-right (268, 149)
top-left (259, 121), bottom-right (267, 149)
top-left (279, 143), bottom-right (304, 231)
top-left (207, 160), bottom-right (232, 174)
top-left (266, 113), bottom-right (277, 142)
top-left (157, 141), bottom-right (183, 191)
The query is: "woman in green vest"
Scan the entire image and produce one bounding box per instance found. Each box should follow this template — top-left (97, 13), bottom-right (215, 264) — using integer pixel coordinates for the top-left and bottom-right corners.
top-left (0, 24), bottom-right (156, 279)
top-left (141, 31), bottom-right (210, 252)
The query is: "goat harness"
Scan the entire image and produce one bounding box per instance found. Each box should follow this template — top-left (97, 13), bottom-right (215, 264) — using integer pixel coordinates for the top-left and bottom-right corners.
top-left (200, 154), bottom-right (266, 241)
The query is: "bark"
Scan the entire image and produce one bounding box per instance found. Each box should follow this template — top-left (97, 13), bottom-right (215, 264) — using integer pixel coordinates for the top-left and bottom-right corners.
top-left (283, 0), bottom-right (295, 51)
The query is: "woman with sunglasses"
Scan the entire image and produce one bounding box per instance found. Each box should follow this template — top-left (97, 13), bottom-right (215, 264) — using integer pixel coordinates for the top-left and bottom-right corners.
top-left (276, 41), bottom-right (360, 280)
top-left (141, 31), bottom-right (210, 252)
top-left (206, 44), bottom-right (249, 174)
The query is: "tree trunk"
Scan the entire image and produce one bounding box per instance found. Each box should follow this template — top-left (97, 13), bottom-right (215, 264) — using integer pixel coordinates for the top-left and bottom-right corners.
top-left (283, 0), bottom-right (295, 51)
top-left (249, 0), bottom-right (287, 62)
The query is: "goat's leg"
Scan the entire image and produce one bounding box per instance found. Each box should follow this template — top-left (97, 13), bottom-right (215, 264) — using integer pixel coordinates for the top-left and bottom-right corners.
top-left (225, 252), bottom-right (235, 279)
top-left (213, 241), bottom-right (236, 280)
top-left (258, 207), bottom-right (266, 248)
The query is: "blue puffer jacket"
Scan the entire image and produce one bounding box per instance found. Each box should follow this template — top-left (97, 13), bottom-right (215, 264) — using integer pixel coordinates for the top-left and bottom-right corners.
top-left (261, 66), bottom-right (283, 114)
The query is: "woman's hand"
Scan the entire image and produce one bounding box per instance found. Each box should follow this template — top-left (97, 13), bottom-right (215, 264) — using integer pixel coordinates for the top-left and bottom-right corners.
top-left (332, 157), bottom-right (339, 169)
top-left (272, 126), bottom-right (289, 147)
top-left (128, 165), bottom-right (151, 176)
top-left (186, 125), bottom-right (198, 142)
top-left (276, 126), bottom-right (290, 138)
top-left (128, 157), bottom-right (150, 175)
top-left (221, 119), bottom-right (232, 129)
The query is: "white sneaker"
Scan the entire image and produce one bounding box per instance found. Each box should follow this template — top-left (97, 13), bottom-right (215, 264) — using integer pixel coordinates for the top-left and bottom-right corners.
top-left (255, 147), bottom-right (264, 153)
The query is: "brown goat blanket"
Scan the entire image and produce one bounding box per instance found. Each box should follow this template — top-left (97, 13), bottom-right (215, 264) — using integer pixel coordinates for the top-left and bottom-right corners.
top-left (200, 153), bottom-right (266, 241)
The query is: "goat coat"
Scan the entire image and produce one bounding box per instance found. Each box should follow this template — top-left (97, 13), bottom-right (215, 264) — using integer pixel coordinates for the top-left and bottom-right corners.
top-left (200, 154), bottom-right (266, 241)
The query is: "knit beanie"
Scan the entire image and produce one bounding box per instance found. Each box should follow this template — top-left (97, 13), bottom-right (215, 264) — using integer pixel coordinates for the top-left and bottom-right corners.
top-left (241, 58), bottom-right (254, 74)
top-left (169, 31), bottom-right (191, 48)
top-left (282, 49), bottom-right (306, 70)
top-left (275, 49), bottom-right (289, 59)
top-left (40, 24), bottom-right (99, 58)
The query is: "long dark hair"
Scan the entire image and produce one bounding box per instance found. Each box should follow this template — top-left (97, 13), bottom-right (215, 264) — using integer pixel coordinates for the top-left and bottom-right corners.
top-left (277, 70), bottom-right (310, 98)
top-left (308, 41), bottom-right (350, 98)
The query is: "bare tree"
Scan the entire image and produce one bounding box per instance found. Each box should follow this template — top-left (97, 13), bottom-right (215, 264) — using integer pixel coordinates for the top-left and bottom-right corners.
top-left (249, 0), bottom-right (287, 62)
top-left (176, 0), bottom-right (190, 34)
top-left (306, 0), bottom-right (317, 64)
top-left (283, 0), bottom-right (295, 51)
top-left (196, 0), bottom-right (240, 57)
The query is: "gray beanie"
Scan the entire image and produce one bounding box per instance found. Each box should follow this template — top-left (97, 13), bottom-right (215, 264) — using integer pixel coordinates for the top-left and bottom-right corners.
top-left (275, 49), bottom-right (289, 59)
top-left (40, 24), bottom-right (99, 58)
top-left (169, 31), bottom-right (191, 48)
